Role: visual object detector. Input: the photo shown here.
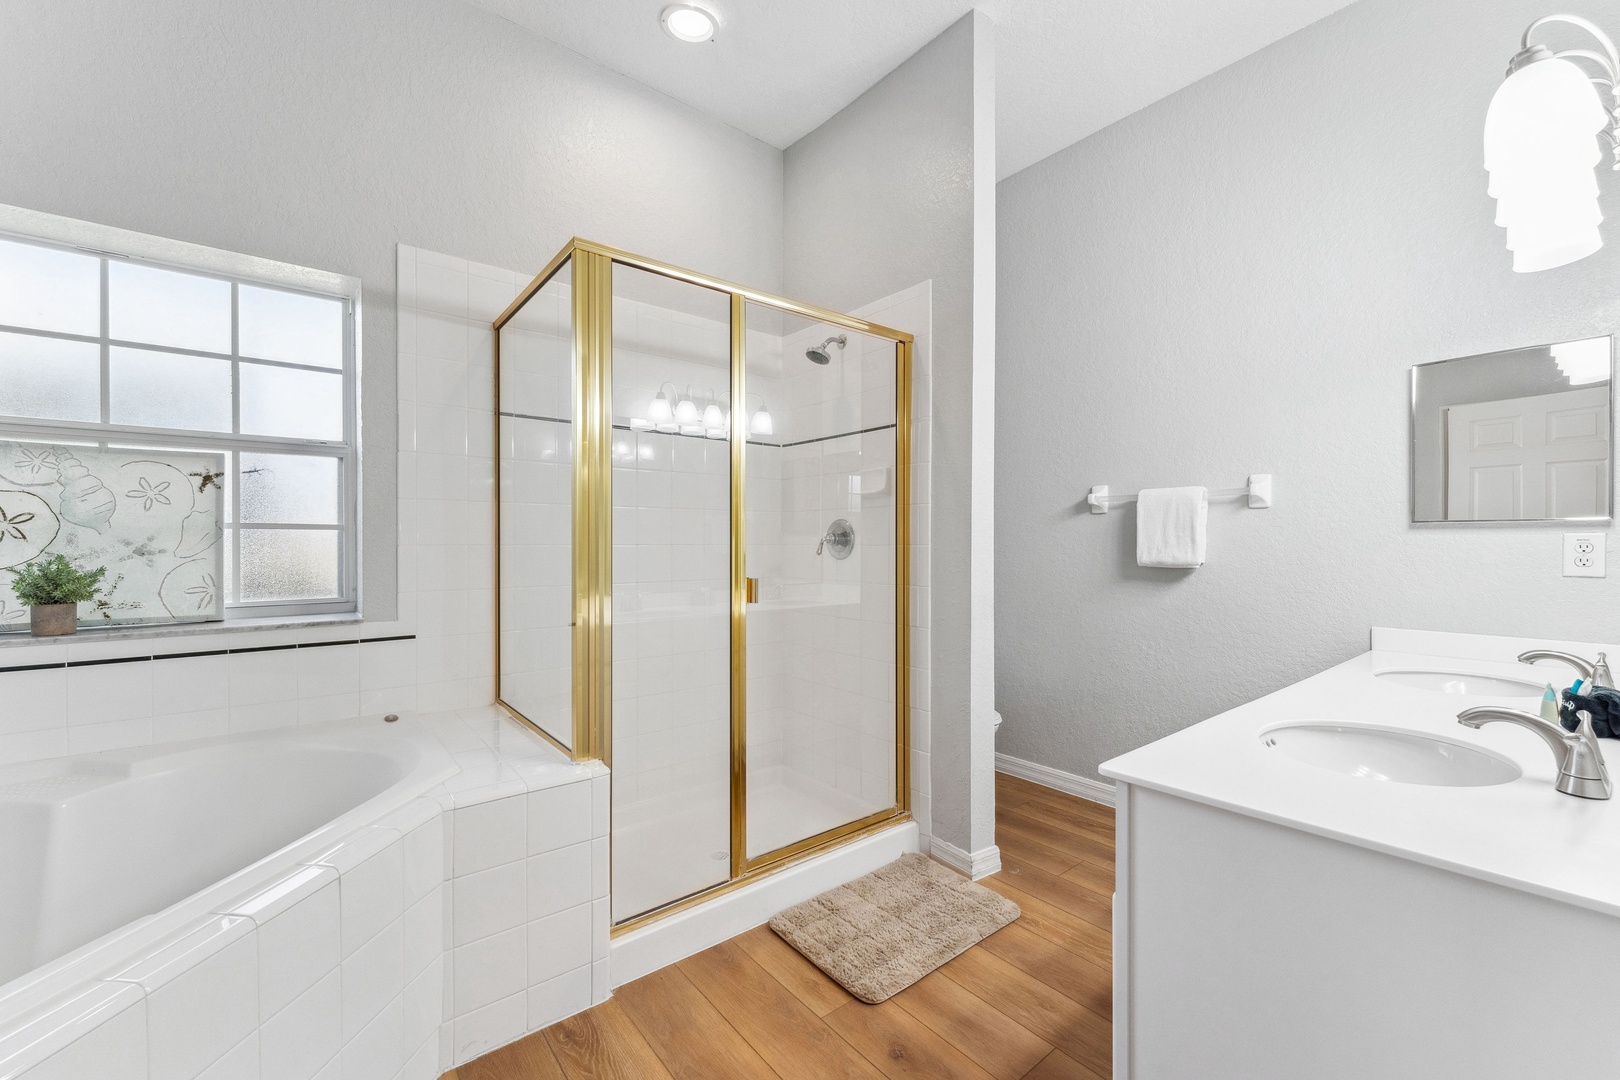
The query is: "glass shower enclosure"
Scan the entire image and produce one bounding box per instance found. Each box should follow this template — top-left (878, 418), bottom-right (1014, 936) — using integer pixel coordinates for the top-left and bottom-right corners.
top-left (496, 239), bottom-right (911, 930)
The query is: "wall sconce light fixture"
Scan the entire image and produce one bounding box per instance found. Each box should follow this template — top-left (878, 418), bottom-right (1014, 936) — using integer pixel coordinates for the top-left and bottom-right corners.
top-left (1486, 14), bottom-right (1620, 272)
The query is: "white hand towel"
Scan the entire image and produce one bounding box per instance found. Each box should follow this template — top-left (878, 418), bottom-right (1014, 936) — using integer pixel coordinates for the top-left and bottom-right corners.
top-left (1136, 486), bottom-right (1207, 568)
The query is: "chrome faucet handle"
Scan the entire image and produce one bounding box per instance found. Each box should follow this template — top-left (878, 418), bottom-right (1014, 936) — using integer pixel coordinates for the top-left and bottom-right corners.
top-left (1564, 710), bottom-right (1613, 800)
top-left (1517, 649), bottom-right (1609, 687)
top-left (1458, 706), bottom-right (1613, 800)
top-left (1591, 652), bottom-right (1615, 690)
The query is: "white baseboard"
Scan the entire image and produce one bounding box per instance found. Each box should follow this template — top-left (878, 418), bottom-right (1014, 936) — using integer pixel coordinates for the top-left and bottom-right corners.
top-left (928, 836), bottom-right (1001, 879)
top-left (996, 752), bottom-right (1117, 807)
top-left (609, 820), bottom-right (920, 987)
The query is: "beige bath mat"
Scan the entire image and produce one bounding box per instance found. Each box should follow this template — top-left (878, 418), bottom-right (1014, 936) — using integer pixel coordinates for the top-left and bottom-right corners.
top-left (769, 853), bottom-right (1020, 1003)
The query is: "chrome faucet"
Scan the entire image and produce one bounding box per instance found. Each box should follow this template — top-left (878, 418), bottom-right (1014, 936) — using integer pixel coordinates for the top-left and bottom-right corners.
top-left (1517, 649), bottom-right (1614, 690)
top-left (1458, 706), bottom-right (1612, 799)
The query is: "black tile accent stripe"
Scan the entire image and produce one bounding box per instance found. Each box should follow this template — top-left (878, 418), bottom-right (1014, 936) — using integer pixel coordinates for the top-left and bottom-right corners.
top-left (0, 634), bottom-right (417, 676)
top-left (500, 411), bottom-right (571, 425)
top-left (65, 655), bottom-right (153, 668)
top-left (778, 422), bottom-right (898, 449)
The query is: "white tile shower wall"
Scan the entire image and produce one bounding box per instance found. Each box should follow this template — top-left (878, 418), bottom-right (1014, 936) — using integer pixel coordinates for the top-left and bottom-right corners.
top-left (0, 709), bottom-right (612, 1079)
top-left (496, 276), bottom-right (573, 747)
top-left (745, 284), bottom-right (933, 838)
top-left (607, 293), bottom-right (737, 921)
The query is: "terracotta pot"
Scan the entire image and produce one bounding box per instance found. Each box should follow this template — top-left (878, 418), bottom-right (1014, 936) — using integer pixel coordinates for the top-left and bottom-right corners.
top-left (29, 603), bottom-right (77, 637)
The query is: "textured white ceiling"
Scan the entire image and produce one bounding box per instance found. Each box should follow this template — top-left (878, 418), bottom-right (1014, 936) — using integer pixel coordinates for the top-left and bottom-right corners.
top-left (463, 0), bottom-right (1363, 179)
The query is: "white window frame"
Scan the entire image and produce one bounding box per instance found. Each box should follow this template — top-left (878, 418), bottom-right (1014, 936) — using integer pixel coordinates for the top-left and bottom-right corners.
top-left (0, 203), bottom-right (362, 623)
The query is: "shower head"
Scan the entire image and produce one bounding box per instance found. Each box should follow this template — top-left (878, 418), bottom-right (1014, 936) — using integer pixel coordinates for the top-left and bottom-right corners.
top-left (806, 335), bottom-right (847, 365)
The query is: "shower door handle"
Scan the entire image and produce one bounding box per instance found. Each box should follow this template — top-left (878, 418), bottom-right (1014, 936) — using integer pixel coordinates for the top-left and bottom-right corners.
top-left (746, 577), bottom-right (760, 604)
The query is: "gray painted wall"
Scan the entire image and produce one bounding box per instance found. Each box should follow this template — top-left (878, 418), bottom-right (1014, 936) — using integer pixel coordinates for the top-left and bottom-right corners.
top-left (0, 0), bottom-right (783, 619)
top-left (996, 0), bottom-right (1620, 783)
top-left (785, 13), bottom-right (997, 855)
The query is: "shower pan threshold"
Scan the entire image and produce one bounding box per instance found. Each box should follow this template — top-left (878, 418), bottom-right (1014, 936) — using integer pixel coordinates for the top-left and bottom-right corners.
top-left (611, 765), bottom-right (892, 924)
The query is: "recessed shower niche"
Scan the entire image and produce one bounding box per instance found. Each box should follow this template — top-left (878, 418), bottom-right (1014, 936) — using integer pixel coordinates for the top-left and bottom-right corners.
top-left (495, 239), bottom-right (913, 928)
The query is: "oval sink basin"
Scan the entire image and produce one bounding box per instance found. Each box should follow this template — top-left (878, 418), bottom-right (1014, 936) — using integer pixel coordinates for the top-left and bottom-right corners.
top-left (1373, 669), bottom-right (1545, 698)
top-left (1260, 723), bottom-right (1521, 787)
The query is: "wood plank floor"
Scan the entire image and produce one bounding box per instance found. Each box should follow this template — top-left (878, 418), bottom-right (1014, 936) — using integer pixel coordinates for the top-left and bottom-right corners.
top-left (448, 772), bottom-right (1113, 1080)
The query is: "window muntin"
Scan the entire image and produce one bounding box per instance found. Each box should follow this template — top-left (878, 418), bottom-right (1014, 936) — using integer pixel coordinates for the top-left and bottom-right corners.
top-left (0, 234), bottom-right (358, 620)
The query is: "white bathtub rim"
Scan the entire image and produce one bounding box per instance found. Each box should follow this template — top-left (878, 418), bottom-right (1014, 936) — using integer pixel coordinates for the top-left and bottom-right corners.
top-left (0, 716), bottom-right (456, 1026)
top-left (0, 708), bottom-right (603, 1073)
top-left (0, 978), bottom-right (145, 1080)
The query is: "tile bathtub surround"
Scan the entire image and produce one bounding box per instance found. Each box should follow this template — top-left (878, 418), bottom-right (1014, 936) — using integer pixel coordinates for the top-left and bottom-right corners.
top-left (0, 636), bottom-right (421, 764)
top-left (0, 709), bottom-right (611, 1080)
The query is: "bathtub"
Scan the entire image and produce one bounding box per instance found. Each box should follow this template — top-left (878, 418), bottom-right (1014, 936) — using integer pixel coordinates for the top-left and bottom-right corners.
top-left (0, 719), bottom-right (454, 1012)
top-left (0, 708), bottom-right (612, 1079)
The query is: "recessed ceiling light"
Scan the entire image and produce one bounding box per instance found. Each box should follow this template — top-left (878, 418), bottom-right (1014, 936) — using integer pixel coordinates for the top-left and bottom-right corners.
top-left (661, 3), bottom-right (718, 43)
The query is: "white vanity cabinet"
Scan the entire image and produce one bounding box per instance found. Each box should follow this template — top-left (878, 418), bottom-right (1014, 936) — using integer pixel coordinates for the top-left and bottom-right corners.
top-left (1112, 782), bottom-right (1620, 1078)
top-left (1104, 628), bottom-right (1620, 1079)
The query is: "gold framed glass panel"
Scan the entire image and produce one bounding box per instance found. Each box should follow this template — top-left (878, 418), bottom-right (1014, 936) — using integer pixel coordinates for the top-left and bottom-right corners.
top-left (496, 256), bottom-right (574, 751)
top-left (495, 239), bottom-right (913, 932)
top-left (741, 304), bottom-right (901, 863)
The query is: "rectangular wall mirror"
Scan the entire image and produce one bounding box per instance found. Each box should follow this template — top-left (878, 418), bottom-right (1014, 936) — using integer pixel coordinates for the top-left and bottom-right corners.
top-left (1412, 336), bottom-right (1613, 523)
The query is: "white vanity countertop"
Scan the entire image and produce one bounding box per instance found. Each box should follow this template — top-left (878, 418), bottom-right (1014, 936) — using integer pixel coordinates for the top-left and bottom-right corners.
top-left (1100, 627), bottom-right (1620, 918)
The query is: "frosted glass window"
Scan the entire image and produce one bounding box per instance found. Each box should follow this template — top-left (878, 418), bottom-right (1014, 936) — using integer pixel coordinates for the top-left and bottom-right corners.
top-left (109, 346), bottom-right (232, 431)
top-left (0, 221), bottom-right (355, 619)
top-left (0, 240), bottom-right (100, 336)
top-left (0, 332), bottom-right (99, 421)
top-left (240, 285), bottom-right (343, 368)
top-left (108, 261), bottom-right (231, 353)
top-left (240, 453), bottom-right (339, 524)
top-left (238, 529), bottom-right (339, 600)
top-left (240, 364), bottom-right (343, 440)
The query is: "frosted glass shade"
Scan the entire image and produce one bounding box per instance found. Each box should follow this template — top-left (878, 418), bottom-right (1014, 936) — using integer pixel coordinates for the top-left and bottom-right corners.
top-left (647, 391), bottom-right (673, 424)
top-left (750, 408), bottom-right (773, 436)
top-left (1485, 56), bottom-right (1611, 272)
top-left (674, 396), bottom-right (700, 424)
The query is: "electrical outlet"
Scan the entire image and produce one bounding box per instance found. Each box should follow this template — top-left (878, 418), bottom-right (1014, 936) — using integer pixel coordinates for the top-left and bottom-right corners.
top-left (1564, 533), bottom-right (1607, 578)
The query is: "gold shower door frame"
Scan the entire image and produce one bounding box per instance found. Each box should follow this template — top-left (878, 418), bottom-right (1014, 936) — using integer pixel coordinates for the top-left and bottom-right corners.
top-left (495, 238), bottom-right (913, 933)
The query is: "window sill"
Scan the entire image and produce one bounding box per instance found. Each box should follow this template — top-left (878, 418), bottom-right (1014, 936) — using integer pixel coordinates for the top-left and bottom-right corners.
top-left (0, 612), bottom-right (369, 652)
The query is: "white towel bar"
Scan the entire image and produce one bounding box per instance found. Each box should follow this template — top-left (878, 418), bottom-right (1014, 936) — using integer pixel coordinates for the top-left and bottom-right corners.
top-left (1087, 474), bottom-right (1272, 515)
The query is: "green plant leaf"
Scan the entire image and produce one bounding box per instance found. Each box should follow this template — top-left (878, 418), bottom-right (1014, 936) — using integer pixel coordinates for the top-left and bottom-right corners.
top-left (7, 554), bottom-right (108, 606)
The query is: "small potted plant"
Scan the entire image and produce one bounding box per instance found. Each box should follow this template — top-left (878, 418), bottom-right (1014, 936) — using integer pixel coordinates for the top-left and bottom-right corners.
top-left (8, 555), bottom-right (107, 637)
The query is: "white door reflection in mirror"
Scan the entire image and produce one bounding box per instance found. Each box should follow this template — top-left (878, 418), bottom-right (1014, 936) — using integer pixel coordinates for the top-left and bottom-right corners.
top-left (1445, 388), bottom-right (1610, 520)
top-left (1412, 335), bottom-right (1613, 523)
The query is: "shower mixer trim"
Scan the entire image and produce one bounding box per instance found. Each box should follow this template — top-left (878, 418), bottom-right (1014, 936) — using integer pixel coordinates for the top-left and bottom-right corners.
top-left (817, 518), bottom-right (856, 559)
